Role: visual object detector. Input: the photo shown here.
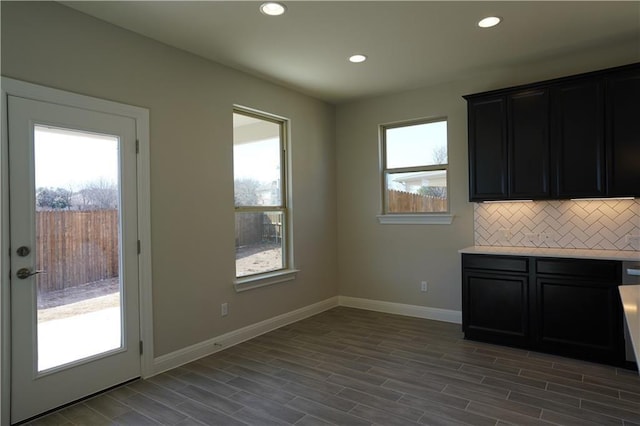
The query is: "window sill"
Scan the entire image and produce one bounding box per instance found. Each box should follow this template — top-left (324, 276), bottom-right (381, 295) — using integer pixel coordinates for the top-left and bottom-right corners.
top-left (234, 269), bottom-right (299, 292)
top-left (377, 214), bottom-right (454, 225)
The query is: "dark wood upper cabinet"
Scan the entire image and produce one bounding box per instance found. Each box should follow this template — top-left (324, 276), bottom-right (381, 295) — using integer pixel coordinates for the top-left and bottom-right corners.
top-left (606, 69), bottom-right (640, 197)
top-left (465, 62), bottom-right (639, 201)
top-left (508, 89), bottom-right (550, 199)
top-left (467, 97), bottom-right (507, 200)
top-left (551, 78), bottom-right (605, 198)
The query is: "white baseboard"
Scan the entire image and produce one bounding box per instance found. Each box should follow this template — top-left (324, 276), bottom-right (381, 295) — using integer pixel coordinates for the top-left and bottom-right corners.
top-left (150, 295), bottom-right (461, 377)
top-left (339, 296), bottom-right (462, 324)
top-left (150, 296), bottom-right (339, 376)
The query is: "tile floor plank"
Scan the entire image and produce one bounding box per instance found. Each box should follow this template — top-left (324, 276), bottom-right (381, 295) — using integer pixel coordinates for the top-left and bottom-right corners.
top-left (121, 392), bottom-right (189, 425)
top-left (173, 400), bottom-right (246, 426)
top-left (508, 391), bottom-right (624, 426)
top-left (286, 397), bottom-right (372, 426)
top-left (337, 387), bottom-right (424, 422)
top-left (400, 394), bottom-right (497, 426)
top-left (84, 394), bottom-right (133, 419)
top-left (24, 307), bottom-right (640, 426)
top-left (231, 391), bottom-right (306, 424)
top-left (112, 410), bottom-right (161, 425)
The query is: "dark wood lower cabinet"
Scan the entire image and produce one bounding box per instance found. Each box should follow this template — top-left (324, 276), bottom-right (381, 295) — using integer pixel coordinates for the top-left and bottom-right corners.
top-left (535, 277), bottom-right (623, 364)
top-left (463, 271), bottom-right (529, 347)
top-left (462, 254), bottom-right (625, 366)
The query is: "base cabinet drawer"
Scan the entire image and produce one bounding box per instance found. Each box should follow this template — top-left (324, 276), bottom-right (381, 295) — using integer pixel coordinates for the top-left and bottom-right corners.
top-left (462, 254), bottom-right (625, 366)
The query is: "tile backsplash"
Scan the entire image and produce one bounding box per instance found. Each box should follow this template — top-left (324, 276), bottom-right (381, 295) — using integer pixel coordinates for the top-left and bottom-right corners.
top-left (474, 199), bottom-right (640, 251)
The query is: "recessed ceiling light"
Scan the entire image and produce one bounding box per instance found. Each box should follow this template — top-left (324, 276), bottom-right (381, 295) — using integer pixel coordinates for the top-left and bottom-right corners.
top-left (260, 2), bottom-right (286, 16)
top-left (349, 54), bottom-right (367, 63)
top-left (478, 16), bottom-right (502, 28)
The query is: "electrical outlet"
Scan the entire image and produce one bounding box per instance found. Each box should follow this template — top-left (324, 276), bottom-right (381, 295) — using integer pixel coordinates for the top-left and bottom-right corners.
top-left (627, 235), bottom-right (640, 245)
top-left (627, 235), bottom-right (640, 249)
top-left (221, 302), bottom-right (228, 317)
top-left (421, 281), bottom-right (428, 292)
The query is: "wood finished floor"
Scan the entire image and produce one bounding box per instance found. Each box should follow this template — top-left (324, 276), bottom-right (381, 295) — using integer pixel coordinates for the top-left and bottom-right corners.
top-left (28, 307), bottom-right (640, 426)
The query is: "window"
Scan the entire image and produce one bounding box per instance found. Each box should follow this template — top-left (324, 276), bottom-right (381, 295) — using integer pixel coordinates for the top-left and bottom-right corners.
top-left (382, 118), bottom-right (448, 215)
top-left (233, 109), bottom-right (293, 287)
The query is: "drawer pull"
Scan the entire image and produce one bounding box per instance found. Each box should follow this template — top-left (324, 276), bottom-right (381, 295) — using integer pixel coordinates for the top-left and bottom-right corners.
top-left (627, 269), bottom-right (640, 276)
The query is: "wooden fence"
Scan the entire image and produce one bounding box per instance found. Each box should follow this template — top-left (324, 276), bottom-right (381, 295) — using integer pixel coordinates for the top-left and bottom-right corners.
top-left (235, 212), bottom-right (282, 247)
top-left (235, 212), bottom-right (263, 247)
top-left (36, 210), bottom-right (119, 293)
top-left (387, 189), bottom-right (447, 213)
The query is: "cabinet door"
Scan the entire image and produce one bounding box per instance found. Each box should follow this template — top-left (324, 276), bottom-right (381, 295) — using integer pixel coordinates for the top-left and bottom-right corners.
top-left (551, 78), bottom-right (605, 198)
top-left (467, 97), bottom-right (507, 201)
top-left (535, 277), bottom-right (624, 365)
top-left (606, 68), bottom-right (640, 197)
top-left (463, 271), bottom-right (529, 347)
top-left (508, 89), bottom-right (550, 199)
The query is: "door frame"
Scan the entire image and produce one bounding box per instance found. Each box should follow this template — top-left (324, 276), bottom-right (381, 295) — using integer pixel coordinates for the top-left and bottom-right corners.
top-left (0, 77), bottom-right (154, 424)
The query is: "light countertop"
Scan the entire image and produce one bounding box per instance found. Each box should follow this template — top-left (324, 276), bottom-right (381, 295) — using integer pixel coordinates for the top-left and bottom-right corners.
top-left (459, 246), bottom-right (640, 262)
top-left (619, 285), bottom-right (640, 369)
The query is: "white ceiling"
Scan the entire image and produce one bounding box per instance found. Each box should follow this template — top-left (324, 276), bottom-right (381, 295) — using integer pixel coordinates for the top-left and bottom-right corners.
top-left (61, 1), bottom-right (640, 104)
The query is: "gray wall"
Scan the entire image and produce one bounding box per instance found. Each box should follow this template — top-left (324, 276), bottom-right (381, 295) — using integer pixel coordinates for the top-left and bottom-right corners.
top-left (335, 42), bottom-right (639, 312)
top-left (1, 1), bottom-right (338, 357)
top-left (2, 0), bottom-right (638, 359)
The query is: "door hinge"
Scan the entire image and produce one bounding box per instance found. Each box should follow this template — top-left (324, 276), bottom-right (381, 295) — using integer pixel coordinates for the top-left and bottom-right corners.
top-left (139, 341), bottom-right (143, 355)
top-left (137, 240), bottom-right (141, 254)
top-left (136, 139), bottom-right (140, 154)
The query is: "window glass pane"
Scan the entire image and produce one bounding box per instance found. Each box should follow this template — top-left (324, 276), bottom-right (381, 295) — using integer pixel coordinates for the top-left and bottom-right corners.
top-left (235, 211), bottom-right (284, 277)
top-left (386, 170), bottom-right (448, 213)
top-left (386, 120), bottom-right (447, 169)
top-left (233, 114), bottom-right (281, 207)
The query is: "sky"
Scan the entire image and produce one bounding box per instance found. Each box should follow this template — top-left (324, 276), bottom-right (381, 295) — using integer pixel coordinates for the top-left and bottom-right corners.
top-left (36, 124), bottom-right (280, 192)
top-left (386, 120), bottom-right (447, 168)
top-left (232, 121), bottom-right (446, 185)
top-left (34, 126), bottom-right (119, 190)
top-left (34, 119), bottom-right (444, 191)
top-left (233, 137), bottom-right (281, 184)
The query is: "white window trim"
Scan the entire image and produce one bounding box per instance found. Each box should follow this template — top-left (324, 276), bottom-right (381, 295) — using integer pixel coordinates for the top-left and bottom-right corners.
top-left (234, 269), bottom-right (299, 292)
top-left (232, 107), bottom-right (295, 288)
top-left (377, 213), bottom-right (454, 225)
top-left (380, 117), bottom-right (451, 222)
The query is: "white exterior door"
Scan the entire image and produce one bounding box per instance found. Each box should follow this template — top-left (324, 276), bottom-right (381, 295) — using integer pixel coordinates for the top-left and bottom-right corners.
top-left (8, 95), bottom-right (141, 423)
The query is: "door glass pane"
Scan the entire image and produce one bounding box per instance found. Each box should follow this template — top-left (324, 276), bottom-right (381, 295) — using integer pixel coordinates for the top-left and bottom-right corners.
top-left (34, 125), bottom-right (122, 372)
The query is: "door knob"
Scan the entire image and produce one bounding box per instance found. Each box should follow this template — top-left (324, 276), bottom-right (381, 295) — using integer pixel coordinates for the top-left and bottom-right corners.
top-left (16, 268), bottom-right (45, 279)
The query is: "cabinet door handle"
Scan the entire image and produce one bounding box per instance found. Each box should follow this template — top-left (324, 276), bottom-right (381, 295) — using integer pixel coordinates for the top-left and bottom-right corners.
top-left (627, 269), bottom-right (640, 276)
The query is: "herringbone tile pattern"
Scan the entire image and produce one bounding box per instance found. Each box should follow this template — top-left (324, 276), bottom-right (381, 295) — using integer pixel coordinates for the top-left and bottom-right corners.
top-left (26, 307), bottom-right (640, 426)
top-left (475, 199), bottom-right (640, 250)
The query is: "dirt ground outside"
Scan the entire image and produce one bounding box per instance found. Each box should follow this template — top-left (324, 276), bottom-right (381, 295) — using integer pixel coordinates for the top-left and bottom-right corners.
top-left (236, 242), bottom-right (282, 277)
top-left (38, 242), bottom-right (281, 322)
top-left (37, 278), bottom-right (120, 322)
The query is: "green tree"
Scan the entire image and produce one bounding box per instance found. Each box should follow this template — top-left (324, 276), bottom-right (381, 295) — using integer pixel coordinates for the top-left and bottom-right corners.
top-left (234, 178), bottom-right (260, 206)
top-left (79, 179), bottom-right (118, 210)
top-left (36, 187), bottom-right (72, 210)
top-left (418, 186), bottom-right (447, 198)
